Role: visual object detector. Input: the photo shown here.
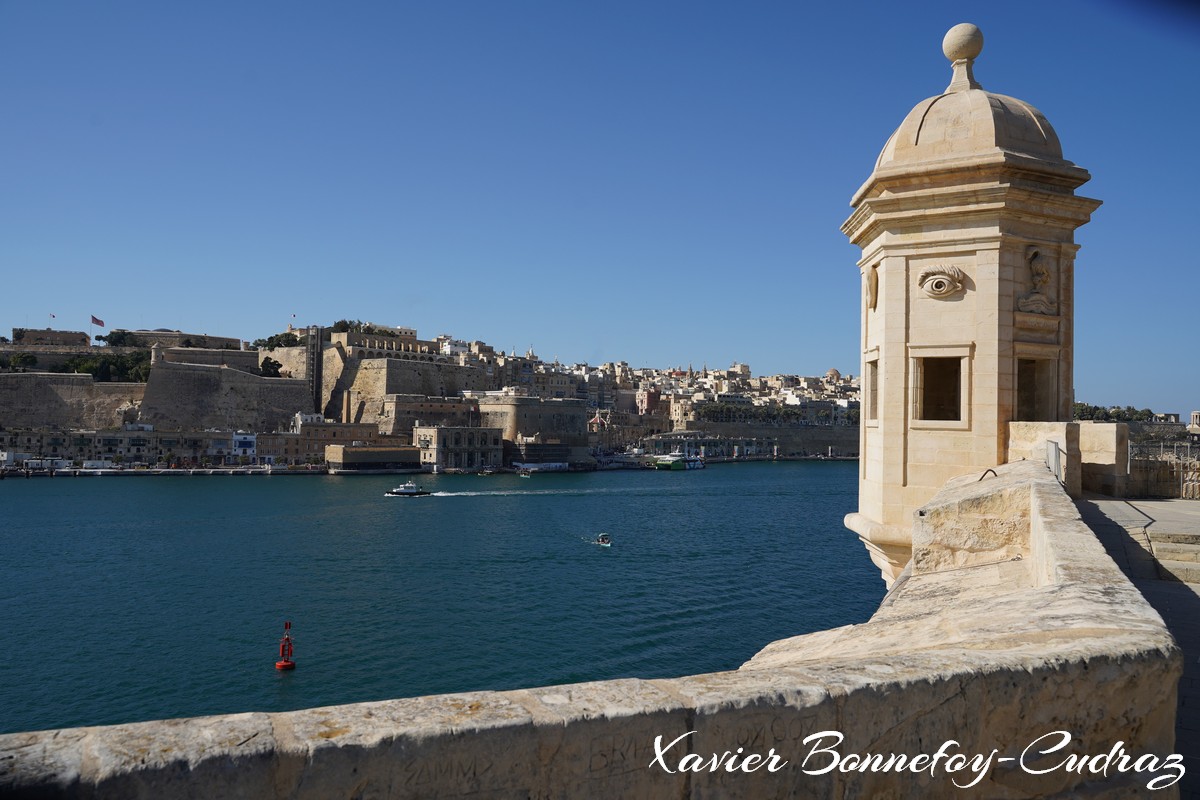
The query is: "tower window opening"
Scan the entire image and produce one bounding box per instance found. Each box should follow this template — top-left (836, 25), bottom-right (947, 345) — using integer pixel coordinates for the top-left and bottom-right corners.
top-left (916, 357), bottom-right (961, 421)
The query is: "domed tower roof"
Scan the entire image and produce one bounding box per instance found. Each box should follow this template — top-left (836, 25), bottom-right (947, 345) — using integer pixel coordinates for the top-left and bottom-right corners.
top-left (872, 23), bottom-right (1066, 172)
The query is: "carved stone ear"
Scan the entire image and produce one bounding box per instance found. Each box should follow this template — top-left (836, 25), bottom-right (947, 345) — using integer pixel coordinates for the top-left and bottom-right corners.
top-left (866, 264), bottom-right (879, 310)
top-left (917, 265), bottom-right (965, 299)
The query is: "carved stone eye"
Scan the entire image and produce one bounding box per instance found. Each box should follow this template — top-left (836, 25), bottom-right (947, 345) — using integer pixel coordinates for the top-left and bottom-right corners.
top-left (918, 266), bottom-right (965, 299)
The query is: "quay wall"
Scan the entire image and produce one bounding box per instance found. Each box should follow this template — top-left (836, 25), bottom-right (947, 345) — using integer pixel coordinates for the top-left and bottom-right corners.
top-left (679, 420), bottom-right (859, 457)
top-left (0, 460), bottom-right (1180, 798)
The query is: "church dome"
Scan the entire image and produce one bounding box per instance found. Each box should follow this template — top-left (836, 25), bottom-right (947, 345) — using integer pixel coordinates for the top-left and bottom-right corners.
top-left (874, 24), bottom-right (1065, 171)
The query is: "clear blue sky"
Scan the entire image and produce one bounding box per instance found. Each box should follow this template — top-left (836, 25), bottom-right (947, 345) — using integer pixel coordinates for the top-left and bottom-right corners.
top-left (2, 1), bottom-right (1197, 413)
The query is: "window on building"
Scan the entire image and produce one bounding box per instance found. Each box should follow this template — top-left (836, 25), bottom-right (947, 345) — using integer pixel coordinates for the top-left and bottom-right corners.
top-left (915, 357), bottom-right (962, 421)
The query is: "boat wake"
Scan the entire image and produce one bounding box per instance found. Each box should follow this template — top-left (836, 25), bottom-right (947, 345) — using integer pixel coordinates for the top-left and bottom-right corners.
top-left (430, 487), bottom-right (669, 498)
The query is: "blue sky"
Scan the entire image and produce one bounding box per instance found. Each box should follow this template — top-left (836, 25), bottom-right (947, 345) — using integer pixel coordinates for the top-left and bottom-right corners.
top-left (2, 1), bottom-right (1197, 413)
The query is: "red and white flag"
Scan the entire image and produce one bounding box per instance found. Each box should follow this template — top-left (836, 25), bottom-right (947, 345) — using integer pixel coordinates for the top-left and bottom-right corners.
top-left (91, 315), bottom-right (105, 327)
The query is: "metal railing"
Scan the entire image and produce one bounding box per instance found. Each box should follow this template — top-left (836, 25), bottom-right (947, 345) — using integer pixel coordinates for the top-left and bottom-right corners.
top-left (1045, 439), bottom-right (1065, 486)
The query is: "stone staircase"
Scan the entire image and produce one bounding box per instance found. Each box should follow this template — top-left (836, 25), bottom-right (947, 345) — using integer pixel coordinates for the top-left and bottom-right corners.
top-left (1138, 528), bottom-right (1200, 798)
top-left (1151, 532), bottom-right (1200, 583)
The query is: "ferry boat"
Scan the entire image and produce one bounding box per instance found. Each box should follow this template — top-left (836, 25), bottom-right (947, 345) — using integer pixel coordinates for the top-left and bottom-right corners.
top-left (385, 481), bottom-right (431, 497)
top-left (652, 452), bottom-right (705, 471)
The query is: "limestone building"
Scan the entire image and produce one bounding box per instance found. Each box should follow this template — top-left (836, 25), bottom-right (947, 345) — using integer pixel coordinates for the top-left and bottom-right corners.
top-left (842, 23), bottom-right (1101, 585)
top-left (10, 328), bottom-right (89, 346)
top-left (412, 425), bottom-right (503, 472)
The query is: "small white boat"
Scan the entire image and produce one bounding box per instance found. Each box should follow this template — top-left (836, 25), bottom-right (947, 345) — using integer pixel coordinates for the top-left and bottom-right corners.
top-left (518, 469), bottom-right (532, 478)
top-left (385, 481), bottom-right (431, 497)
top-left (595, 533), bottom-right (612, 547)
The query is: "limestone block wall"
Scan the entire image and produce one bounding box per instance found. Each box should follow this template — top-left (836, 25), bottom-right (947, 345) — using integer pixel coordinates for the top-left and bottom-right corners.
top-left (0, 373), bottom-right (144, 430)
top-left (327, 359), bottom-right (492, 425)
top-left (137, 362), bottom-right (311, 432)
top-left (266, 345), bottom-right (309, 379)
top-left (0, 460), bottom-right (1181, 798)
top-left (478, 397), bottom-right (589, 447)
top-left (1078, 421), bottom-right (1130, 496)
top-left (162, 347), bottom-right (260, 373)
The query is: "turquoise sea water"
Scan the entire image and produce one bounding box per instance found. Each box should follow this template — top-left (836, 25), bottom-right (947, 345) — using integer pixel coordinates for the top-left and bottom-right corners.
top-left (0, 461), bottom-right (882, 735)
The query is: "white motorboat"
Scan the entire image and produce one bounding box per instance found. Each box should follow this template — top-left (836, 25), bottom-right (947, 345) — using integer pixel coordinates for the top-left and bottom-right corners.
top-left (385, 481), bottom-right (431, 497)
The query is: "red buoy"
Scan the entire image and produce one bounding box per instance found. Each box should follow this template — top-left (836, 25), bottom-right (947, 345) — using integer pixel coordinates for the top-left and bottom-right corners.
top-left (275, 620), bottom-right (296, 670)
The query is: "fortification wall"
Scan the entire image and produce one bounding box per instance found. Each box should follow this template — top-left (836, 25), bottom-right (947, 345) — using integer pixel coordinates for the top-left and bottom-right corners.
top-left (162, 347), bottom-right (260, 373)
top-left (137, 362), bottom-right (310, 432)
top-left (265, 345), bottom-right (309, 379)
top-left (479, 397), bottom-right (589, 446)
top-left (1, 460), bottom-right (1180, 798)
top-left (335, 359), bottom-right (492, 424)
top-left (0, 373), bottom-right (143, 429)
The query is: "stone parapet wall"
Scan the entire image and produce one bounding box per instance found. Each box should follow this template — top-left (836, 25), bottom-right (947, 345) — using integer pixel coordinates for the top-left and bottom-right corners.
top-left (0, 460), bottom-right (1181, 797)
top-left (1078, 421), bottom-right (1130, 497)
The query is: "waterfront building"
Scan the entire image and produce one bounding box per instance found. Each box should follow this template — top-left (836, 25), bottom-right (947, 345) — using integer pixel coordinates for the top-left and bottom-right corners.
top-left (476, 394), bottom-right (593, 468)
top-left (412, 424), bottom-right (503, 471)
top-left (230, 432), bottom-right (256, 462)
top-left (255, 414), bottom-right (387, 466)
top-left (325, 443), bottom-right (421, 473)
top-left (377, 394), bottom-right (479, 439)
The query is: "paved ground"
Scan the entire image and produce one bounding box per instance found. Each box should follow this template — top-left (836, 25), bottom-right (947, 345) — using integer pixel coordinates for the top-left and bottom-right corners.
top-left (1079, 496), bottom-right (1200, 798)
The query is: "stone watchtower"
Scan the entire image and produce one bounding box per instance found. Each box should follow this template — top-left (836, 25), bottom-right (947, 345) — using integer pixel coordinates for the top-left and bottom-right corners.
top-left (841, 24), bottom-right (1101, 585)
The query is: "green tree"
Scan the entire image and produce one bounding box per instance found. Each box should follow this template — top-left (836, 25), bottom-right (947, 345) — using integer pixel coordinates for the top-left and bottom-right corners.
top-left (51, 351), bottom-right (151, 382)
top-left (251, 332), bottom-right (301, 351)
top-left (260, 357), bottom-right (283, 377)
top-left (10, 353), bottom-right (37, 369)
top-left (96, 330), bottom-right (134, 347)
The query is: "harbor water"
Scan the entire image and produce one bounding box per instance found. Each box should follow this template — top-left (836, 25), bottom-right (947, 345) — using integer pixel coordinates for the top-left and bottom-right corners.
top-left (0, 461), bottom-right (882, 735)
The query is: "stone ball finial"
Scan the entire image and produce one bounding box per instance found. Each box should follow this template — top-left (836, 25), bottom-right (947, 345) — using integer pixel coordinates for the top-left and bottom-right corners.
top-left (943, 23), bottom-right (983, 62)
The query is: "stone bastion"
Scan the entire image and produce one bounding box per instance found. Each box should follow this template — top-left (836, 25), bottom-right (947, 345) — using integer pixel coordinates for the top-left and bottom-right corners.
top-left (0, 460), bottom-right (1181, 797)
